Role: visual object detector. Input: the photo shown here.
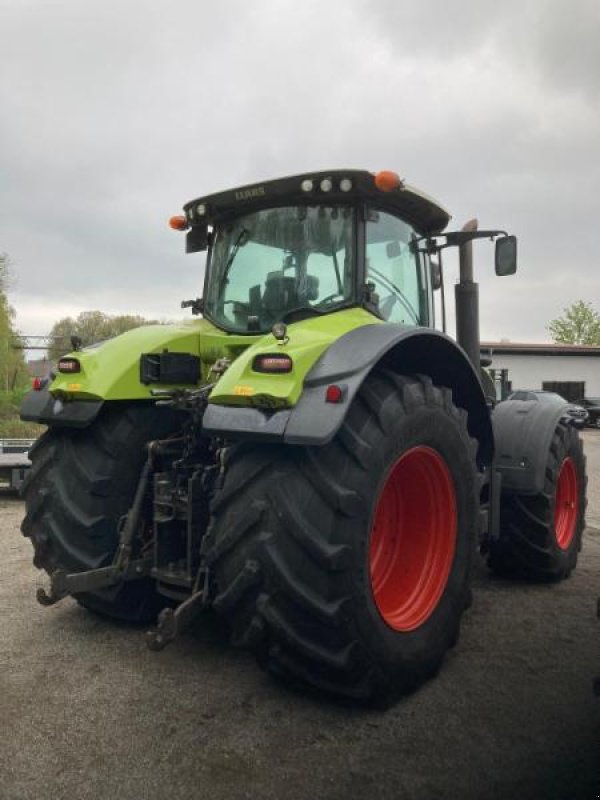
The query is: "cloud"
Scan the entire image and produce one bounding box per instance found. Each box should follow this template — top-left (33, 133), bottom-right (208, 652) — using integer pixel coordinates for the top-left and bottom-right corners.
top-left (1, 0), bottom-right (598, 344)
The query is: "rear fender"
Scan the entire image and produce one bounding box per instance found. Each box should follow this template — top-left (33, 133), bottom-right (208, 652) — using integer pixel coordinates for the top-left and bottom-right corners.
top-left (285, 325), bottom-right (493, 462)
top-left (20, 388), bottom-right (103, 428)
top-left (20, 319), bottom-right (227, 429)
top-left (492, 400), bottom-right (566, 494)
top-left (204, 324), bottom-right (494, 464)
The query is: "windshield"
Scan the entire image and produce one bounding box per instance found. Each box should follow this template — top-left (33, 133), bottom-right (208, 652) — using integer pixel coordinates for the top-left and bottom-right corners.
top-left (204, 206), bottom-right (354, 332)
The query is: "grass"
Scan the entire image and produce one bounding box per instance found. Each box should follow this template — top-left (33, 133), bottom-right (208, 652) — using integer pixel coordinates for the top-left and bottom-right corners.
top-left (0, 389), bottom-right (45, 439)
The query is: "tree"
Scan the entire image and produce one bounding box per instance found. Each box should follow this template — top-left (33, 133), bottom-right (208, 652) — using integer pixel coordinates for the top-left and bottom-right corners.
top-left (0, 251), bottom-right (9, 293)
top-left (47, 310), bottom-right (160, 361)
top-left (547, 300), bottom-right (600, 345)
top-left (0, 253), bottom-right (28, 391)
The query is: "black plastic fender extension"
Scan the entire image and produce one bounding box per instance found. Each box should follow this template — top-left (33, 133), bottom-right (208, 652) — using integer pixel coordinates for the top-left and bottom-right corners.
top-left (203, 324), bottom-right (494, 464)
top-left (20, 388), bottom-right (103, 428)
top-left (492, 400), bottom-right (567, 495)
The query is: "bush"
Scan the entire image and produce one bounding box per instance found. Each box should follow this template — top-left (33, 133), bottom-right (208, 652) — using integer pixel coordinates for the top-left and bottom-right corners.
top-left (0, 390), bottom-right (44, 438)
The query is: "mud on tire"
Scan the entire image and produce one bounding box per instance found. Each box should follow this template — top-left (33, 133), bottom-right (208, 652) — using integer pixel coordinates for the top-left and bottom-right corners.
top-left (489, 423), bottom-right (586, 581)
top-left (21, 404), bottom-right (183, 622)
top-left (203, 372), bottom-right (480, 703)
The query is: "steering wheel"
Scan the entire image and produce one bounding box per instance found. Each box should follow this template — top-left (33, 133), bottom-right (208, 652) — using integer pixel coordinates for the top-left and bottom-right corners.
top-left (318, 293), bottom-right (345, 306)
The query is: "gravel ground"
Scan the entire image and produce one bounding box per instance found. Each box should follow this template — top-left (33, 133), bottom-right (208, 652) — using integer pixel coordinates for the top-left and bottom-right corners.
top-left (1, 432), bottom-right (599, 800)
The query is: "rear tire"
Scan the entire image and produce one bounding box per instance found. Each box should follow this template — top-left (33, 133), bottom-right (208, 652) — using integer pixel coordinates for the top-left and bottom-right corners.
top-left (488, 423), bottom-right (586, 580)
top-left (203, 373), bottom-right (480, 703)
top-left (21, 404), bottom-right (183, 622)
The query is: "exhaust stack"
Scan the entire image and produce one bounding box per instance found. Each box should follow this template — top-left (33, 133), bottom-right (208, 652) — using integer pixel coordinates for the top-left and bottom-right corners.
top-left (455, 218), bottom-right (481, 372)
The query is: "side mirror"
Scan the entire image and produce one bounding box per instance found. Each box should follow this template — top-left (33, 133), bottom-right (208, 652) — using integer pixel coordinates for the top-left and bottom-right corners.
top-left (495, 235), bottom-right (517, 276)
top-left (430, 259), bottom-right (442, 290)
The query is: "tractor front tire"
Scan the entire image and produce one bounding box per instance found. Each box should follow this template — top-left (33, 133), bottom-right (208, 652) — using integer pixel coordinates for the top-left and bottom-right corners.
top-left (21, 404), bottom-right (182, 622)
top-left (203, 373), bottom-right (480, 703)
top-left (489, 423), bottom-right (586, 580)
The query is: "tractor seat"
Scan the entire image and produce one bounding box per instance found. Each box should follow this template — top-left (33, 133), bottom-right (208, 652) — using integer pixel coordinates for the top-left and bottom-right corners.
top-left (249, 271), bottom-right (321, 323)
top-left (261, 271), bottom-right (299, 317)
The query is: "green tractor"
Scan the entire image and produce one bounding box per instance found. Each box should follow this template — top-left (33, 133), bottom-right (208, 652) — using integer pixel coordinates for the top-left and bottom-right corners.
top-left (21, 169), bottom-right (586, 703)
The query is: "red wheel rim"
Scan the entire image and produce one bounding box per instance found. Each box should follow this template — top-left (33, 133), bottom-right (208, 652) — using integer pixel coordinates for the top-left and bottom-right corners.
top-left (554, 457), bottom-right (578, 550)
top-left (369, 446), bottom-right (457, 632)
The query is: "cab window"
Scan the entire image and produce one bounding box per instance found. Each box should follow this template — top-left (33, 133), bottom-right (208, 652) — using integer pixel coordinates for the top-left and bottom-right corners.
top-left (366, 211), bottom-right (428, 325)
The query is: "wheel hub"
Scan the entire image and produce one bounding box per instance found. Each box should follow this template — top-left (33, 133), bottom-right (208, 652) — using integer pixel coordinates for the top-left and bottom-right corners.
top-left (369, 446), bottom-right (457, 632)
top-left (554, 457), bottom-right (578, 550)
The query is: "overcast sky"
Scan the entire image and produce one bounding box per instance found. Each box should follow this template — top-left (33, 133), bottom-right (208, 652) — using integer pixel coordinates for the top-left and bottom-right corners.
top-left (1, 0), bottom-right (599, 345)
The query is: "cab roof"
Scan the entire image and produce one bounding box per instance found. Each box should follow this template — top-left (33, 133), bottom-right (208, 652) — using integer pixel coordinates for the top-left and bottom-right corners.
top-left (183, 169), bottom-right (451, 236)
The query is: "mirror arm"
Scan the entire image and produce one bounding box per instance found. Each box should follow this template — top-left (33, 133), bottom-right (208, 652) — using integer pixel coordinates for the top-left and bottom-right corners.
top-left (181, 297), bottom-right (204, 316)
top-left (445, 229), bottom-right (507, 247)
top-left (414, 229), bottom-right (509, 255)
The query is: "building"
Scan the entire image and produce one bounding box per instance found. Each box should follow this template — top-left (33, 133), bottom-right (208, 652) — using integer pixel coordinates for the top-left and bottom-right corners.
top-left (27, 358), bottom-right (52, 379)
top-left (482, 342), bottom-right (600, 401)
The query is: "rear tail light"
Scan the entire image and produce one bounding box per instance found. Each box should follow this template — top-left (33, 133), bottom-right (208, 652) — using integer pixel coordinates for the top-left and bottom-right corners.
top-left (32, 377), bottom-right (44, 391)
top-left (325, 384), bottom-right (344, 403)
top-left (57, 358), bottom-right (81, 374)
top-left (252, 354), bottom-right (293, 373)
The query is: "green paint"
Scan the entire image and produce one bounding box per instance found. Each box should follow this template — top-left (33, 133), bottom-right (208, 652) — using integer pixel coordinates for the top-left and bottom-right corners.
top-left (48, 308), bottom-right (380, 407)
top-left (208, 308), bottom-right (380, 408)
top-left (50, 320), bottom-right (218, 400)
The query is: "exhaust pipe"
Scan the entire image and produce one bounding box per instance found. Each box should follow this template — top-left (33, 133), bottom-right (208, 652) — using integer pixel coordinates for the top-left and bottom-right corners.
top-left (455, 218), bottom-right (481, 372)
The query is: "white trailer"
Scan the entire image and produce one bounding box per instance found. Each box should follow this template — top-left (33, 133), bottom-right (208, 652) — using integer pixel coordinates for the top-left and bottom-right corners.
top-left (0, 439), bottom-right (34, 492)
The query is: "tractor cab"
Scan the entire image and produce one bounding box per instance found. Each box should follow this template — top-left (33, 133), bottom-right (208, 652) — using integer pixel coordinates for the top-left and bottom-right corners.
top-left (174, 170), bottom-right (452, 334)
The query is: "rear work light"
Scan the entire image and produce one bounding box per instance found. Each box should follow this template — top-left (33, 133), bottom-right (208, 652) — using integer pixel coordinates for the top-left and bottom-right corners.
top-left (57, 358), bottom-right (81, 374)
top-left (252, 354), bottom-right (293, 373)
